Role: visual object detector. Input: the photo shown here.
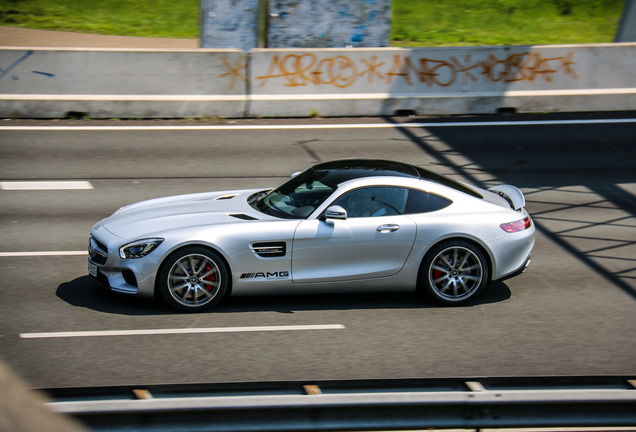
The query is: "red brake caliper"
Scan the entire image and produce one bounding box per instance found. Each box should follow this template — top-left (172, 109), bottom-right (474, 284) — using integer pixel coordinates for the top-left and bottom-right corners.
top-left (204, 264), bottom-right (215, 291)
top-left (433, 259), bottom-right (443, 281)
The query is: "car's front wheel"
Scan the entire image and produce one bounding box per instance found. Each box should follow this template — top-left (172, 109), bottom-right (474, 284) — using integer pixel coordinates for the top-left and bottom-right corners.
top-left (420, 241), bottom-right (488, 305)
top-left (158, 246), bottom-right (228, 312)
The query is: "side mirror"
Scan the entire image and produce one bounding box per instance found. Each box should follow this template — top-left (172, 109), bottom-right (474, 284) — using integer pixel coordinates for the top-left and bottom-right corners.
top-left (323, 205), bottom-right (347, 220)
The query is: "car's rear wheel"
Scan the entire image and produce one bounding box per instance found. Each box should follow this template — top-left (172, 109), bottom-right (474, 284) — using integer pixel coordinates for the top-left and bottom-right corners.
top-left (158, 246), bottom-right (228, 312)
top-left (420, 241), bottom-right (488, 305)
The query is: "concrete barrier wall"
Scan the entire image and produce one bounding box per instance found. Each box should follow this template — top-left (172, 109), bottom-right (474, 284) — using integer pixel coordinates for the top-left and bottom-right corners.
top-left (0, 48), bottom-right (247, 118)
top-left (1, 44), bottom-right (635, 118)
top-left (247, 44), bottom-right (636, 117)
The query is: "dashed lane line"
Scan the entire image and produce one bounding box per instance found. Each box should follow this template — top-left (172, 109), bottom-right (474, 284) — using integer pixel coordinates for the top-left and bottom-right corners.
top-left (19, 325), bottom-right (346, 339)
top-left (0, 181), bottom-right (93, 190)
top-left (0, 251), bottom-right (88, 257)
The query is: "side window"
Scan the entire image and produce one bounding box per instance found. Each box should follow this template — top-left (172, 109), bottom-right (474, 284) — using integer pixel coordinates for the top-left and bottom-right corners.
top-left (333, 187), bottom-right (408, 218)
top-left (404, 189), bottom-right (452, 214)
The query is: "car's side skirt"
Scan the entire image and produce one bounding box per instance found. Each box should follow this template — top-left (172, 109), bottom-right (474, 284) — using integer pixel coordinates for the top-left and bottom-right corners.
top-left (231, 272), bottom-right (417, 296)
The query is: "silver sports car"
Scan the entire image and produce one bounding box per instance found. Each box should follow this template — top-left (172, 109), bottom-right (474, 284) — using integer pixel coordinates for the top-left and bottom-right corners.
top-left (88, 159), bottom-right (534, 312)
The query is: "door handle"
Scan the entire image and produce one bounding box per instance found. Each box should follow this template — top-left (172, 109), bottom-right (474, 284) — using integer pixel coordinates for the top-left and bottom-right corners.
top-left (377, 224), bottom-right (399, 233)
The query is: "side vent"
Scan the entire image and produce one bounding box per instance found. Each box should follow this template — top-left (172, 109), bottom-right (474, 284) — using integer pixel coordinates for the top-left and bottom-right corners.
top-left (251, 242), bottom-right (286, 258)
top-left (229, 213), bottom-right (258, 221)
top-left (216, 194), bottom-right (238, 200)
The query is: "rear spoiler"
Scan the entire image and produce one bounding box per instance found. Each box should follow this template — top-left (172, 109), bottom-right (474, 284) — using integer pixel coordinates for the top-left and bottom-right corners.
top-left (488, 185), bottom-right (526, 211)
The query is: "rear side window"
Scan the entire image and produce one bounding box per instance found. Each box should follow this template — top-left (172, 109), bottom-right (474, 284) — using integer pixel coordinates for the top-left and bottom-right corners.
top-left (413, 166), bottom-right (482, 199)
top-left (404, 189), bottom-right (451, 214)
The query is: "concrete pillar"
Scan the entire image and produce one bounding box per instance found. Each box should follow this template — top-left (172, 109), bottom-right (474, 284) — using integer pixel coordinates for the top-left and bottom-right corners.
top-left (200, 0), bottom-right (260, 50)
top-left (615, 0), bottom-right (636, 42)
top-left (267, 0), bottom-right (392, 48)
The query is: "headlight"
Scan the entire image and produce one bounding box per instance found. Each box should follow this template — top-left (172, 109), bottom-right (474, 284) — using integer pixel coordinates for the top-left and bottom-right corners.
top-left (119, 238), bottom-right (164, 259)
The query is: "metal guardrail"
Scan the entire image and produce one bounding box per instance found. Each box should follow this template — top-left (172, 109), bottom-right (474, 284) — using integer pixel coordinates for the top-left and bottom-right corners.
top-left (44, 376), bottom-right (636, 431)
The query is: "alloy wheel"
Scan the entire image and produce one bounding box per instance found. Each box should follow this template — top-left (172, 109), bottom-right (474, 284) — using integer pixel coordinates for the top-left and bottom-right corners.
top-left (167, 253), bottom-right (221, 307)
top-left (428, 246), bottom-right (484, 301)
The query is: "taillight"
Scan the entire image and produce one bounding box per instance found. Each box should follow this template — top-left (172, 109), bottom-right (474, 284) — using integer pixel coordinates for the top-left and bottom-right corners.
top-left (500, 216), bottom-right (532, 233)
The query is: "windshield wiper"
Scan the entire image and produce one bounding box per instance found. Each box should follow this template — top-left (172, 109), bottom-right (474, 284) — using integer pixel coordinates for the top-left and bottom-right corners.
top-left (248, 190), bottom-right (269, 206)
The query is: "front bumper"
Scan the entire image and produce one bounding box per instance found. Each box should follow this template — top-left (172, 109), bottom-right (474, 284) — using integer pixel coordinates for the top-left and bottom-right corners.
top-left (88, 228), bottom-right (160, 298)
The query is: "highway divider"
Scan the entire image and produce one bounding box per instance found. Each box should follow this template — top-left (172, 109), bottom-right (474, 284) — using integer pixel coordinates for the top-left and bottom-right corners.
top-left (0, 48), bottom-right (247, 118)
top-left (45, 376), bottom-right (636, 431)
top-left (1, 44), bottom-right (635, 118)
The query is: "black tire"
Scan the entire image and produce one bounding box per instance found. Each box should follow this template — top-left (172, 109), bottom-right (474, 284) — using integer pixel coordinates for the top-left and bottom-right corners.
top-left (158, 246), bottom-right (228, 312)
top-left (419, 240), bottom-right (488, 305)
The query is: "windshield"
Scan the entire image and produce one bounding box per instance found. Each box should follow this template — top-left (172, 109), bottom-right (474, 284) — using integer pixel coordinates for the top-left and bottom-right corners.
top-left (250, 168), bottom-right (337, 219)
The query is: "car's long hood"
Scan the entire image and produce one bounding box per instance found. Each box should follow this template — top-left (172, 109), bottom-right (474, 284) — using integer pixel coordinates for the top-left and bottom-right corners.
top-left (101, 189), bottom-right (268, 239)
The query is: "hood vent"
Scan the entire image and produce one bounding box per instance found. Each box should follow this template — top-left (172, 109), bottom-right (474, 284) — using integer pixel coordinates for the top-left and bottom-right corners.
top-left (229, 213), bottom-right (258, 221)
top-left (216, 194), bottom-right (238, 200)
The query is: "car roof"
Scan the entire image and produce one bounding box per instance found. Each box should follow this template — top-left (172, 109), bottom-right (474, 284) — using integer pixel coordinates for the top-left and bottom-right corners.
top-left (310, 159), bottom-right (421, 185)
top-left (310, 159), bottom-right (482, 199)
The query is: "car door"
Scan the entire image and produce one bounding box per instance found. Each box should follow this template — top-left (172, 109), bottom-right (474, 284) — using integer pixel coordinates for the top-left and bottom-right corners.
top-left (291, 187), bottom-right (417, 283)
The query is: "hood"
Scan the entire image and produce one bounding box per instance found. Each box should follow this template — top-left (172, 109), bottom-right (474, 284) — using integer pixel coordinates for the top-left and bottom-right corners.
top-left (102, 188), bottom-right (268, 239)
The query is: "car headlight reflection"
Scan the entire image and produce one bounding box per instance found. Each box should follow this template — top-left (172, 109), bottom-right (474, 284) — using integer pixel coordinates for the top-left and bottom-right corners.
top-left (119, 238), bottom-right (164, 259)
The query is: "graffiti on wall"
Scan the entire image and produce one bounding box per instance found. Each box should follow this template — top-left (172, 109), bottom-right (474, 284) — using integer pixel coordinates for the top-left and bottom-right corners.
top-left (241, 52), bottom-right (578, 89)
top-left (219, 56), bottom-right (248, 90)
top-left (0, 50), bottom-right (55, 82)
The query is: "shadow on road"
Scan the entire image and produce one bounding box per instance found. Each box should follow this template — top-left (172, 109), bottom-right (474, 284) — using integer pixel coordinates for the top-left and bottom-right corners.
top-left (55, 277), bottom-right (171, 315)
top-left (384, 115), bottom-right (636, 300)
top-left (56, 276), bottom-right (511, 315)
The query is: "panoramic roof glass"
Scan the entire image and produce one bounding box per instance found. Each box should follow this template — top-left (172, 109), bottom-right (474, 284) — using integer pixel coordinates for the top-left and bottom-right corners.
top-left (311, 159), bottom-right (421, 186)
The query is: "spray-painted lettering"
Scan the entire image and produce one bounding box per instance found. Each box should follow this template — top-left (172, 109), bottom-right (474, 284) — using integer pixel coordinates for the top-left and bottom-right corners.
top-left (240, 52), bottom-right (577, 90)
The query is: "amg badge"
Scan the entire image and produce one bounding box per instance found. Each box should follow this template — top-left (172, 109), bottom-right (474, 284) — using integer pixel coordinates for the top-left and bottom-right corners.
top-left (240, 271), bottom-right (290, 281)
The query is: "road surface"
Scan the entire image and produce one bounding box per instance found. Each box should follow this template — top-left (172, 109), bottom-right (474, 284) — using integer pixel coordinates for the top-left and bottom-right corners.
top-left (1, 115), bottom-right (635, 388)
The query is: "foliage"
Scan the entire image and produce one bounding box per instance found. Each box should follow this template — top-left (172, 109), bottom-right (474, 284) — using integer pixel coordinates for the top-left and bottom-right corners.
top-left (391, 0), bottom-right (625, 46)
top-left (0, 0), bottom-right (626, 46)
top-left (0, 0), bottom-right (199, 38)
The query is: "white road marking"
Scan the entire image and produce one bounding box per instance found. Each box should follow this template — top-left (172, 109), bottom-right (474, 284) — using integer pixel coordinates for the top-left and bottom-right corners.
top-left (483, 429), bottom-right (636, 432)
top-left (0, 118), bottom-right (635, 131)
top-left (2, 88), bottom-right (635, 101)
top-left (19, 324), bottom-right (346, 339)
top-left (0, 251), bottom-right (88, 257)
top-left (0, 181), bottom-right (93, 190)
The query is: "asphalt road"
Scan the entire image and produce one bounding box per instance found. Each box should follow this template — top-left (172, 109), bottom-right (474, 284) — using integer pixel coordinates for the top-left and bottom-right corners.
top-left (1, 115), bottom-right (635, 389)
